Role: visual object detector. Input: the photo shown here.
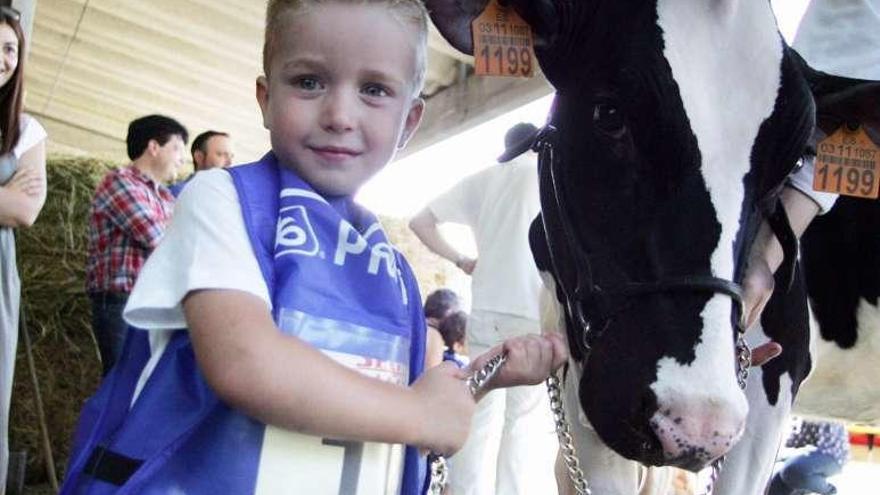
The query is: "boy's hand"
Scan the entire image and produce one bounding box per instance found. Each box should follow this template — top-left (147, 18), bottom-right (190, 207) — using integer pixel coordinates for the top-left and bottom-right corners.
top-left (410, 362), bottom-right (474, 456)
top-left (469, 333), bottom-right (568, 394)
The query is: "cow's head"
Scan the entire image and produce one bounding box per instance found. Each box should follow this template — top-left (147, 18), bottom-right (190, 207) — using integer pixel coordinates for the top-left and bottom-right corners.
top-left (427, 0), bottom-right (825, 471)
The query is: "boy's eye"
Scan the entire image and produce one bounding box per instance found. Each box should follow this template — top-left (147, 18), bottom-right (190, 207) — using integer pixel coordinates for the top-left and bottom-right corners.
top-left (362, 84), bottom-right (390, 98)
top-left (295, 77), bottom-right (322, 91)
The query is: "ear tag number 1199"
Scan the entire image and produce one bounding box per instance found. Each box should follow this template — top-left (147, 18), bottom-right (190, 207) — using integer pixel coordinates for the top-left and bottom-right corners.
top-left (471, 0), bottom-right (536, 78)
top-left (813, 125), bottom-right (880, 199)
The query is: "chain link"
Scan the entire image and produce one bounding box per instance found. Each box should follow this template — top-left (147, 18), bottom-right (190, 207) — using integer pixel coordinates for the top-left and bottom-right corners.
top-left (432, 332), bottom-right (750, 495)
top-left (547, 374), bottom-right (591, 495)
top-left (699, 329), bottom-right (750, 495)
top-left (427, 353), bottom-right (508, 495)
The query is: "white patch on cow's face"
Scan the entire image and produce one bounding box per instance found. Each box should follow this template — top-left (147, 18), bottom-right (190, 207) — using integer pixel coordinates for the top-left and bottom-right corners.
top-left (649, 0), bottom-right (783, 460)
top-left (796, 298), bottom-right (880, 422)
top-left (655, 0), bottom-right (782, 385)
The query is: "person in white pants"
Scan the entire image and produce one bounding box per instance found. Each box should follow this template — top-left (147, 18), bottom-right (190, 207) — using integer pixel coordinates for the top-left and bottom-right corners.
top-left (410, 122), bottom-right (558, 494)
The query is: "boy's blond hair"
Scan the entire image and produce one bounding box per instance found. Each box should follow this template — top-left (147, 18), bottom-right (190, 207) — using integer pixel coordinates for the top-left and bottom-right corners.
top-left (263, 0), bottom-right (429, 96)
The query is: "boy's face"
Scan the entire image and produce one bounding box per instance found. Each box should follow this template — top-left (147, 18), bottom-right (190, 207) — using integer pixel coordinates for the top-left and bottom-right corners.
top-left (257, 3), bottom-right (424, 196)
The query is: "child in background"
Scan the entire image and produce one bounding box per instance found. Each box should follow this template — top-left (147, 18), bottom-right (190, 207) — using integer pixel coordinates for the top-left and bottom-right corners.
top-left (439, 310), bottom-right (470, 368)
top-left (59, 1), bottom-right (566, 494)
top-left (424, 288), bottom-right (461, 368)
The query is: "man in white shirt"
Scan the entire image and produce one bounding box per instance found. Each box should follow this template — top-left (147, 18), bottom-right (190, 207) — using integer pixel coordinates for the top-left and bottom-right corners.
top-left (409, 122), bottom-right (558, 494)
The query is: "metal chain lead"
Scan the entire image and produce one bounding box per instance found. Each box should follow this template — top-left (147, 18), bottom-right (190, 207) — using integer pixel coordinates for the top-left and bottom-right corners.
top-left (547, 374), bottom-right (591, 495)
top-left (427, 353), bottom-right (509, 495)
top-left (699, 328), bottom-right (750, 495)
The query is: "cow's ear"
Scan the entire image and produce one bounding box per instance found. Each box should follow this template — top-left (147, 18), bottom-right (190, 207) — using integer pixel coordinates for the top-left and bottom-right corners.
top-left (792, 48), bottom-right (880, 141)
top-left (425, 0), bottom-right (558, 55)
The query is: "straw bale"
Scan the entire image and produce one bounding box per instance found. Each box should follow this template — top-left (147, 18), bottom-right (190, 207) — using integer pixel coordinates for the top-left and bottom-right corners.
top-left (380, 214), bottom-right (459, 300)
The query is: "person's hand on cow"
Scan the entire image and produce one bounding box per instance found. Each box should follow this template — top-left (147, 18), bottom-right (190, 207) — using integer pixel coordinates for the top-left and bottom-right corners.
top-left (742, 254), bottom-right (783, 367)
top-left (742, 187), bottom-right (822, 367)
top-left (467, 332), bottom-right (568, 401)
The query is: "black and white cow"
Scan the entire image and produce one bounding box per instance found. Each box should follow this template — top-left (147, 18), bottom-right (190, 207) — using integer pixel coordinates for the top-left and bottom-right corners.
top-left (426, 0), bottom-right (879, 494)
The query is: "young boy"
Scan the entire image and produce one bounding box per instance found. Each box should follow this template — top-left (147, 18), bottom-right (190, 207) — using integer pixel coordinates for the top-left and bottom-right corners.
top-left (60, 1), bottom-right (566, 494)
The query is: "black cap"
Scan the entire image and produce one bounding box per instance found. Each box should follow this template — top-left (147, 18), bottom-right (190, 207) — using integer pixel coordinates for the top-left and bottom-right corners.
top-left (497, 122), bottom-right (539, 162)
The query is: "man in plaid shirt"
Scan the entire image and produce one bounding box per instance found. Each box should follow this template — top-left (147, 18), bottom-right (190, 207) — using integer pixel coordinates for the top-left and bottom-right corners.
top-left (87, 115), bottom-right (188, 375)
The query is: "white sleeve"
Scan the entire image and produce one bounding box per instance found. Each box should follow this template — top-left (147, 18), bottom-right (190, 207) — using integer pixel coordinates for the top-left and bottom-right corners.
top-left (124, 169), bottom-right (272, 330)
top-left (428, 169), bottom-right (485, 226)
top-left (13, 115), bottom-right (47, 159)
top-left (787, 156), bottom-right (838, 214)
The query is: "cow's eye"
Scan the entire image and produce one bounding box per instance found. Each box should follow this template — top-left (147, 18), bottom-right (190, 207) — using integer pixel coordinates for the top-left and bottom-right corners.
top-left (593, 102), bottom-right (626, 137)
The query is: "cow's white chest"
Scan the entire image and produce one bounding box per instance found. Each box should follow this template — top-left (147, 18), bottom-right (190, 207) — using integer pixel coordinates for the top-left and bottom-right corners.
top-left (795, 298), bottom-right (880, 422)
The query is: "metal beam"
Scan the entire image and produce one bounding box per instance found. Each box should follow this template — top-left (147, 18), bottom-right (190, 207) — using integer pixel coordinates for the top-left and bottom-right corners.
top-left (402, 71), bottom-right (553, 158)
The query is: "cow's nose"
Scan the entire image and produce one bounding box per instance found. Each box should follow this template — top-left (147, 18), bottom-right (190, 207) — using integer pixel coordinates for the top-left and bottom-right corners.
top-left (648, 393), bottom-right (747, 471)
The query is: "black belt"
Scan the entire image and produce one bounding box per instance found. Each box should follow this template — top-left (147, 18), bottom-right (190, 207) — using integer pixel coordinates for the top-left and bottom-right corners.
top-left (82, 446), bottom-right (143, 486)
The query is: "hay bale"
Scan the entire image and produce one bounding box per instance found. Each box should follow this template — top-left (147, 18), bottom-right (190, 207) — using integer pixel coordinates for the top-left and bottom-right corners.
top-left (10, 156), bottom-right (118, 485)
top-left (380, 214), bottom-right (460, 300)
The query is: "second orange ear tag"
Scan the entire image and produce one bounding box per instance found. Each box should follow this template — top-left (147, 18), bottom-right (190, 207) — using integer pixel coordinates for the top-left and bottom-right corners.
top-left (813, 125), bottom-right (880, 199)
top-left (470, 0), bottom-right (536, 78)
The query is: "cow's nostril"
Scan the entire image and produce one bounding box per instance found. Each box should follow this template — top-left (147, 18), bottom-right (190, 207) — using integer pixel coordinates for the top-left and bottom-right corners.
top-left (648, 397), bottom-right (746, 471)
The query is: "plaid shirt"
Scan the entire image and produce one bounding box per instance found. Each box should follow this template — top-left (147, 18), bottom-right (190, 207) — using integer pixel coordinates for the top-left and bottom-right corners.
top-left (86, 165), bottom-right (174, 293)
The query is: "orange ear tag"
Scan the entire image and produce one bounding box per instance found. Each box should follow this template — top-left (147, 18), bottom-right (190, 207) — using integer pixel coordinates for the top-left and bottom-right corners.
top-left (471, 0), bottom-right (536, 78)
top-left (813, 125), bottom-right (880, 199)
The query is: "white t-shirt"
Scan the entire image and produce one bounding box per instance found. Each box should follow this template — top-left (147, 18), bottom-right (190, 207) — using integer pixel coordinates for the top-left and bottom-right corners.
top-left (428, 154), bottom-right (542, 320)
top-left (123, 169), bottom-right (270, 398)
top-left (123, 169), bottom-right (407, 492)
top-left (15, 114), bottom-right (47, 158)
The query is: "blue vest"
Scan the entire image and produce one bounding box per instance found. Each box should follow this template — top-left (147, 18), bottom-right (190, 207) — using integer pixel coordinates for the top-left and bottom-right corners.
top-left (61, 153), bottom-right (428, 494)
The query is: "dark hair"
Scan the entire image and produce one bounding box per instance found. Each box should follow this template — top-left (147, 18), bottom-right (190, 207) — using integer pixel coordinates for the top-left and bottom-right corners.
top-left (0, 16), bottom-right (25, 156)
top-left (191, 130), bottom-right (229, 162)
top-left (438, 311), bottom-right (467, 350)
top-left (424, 288), bottom-right (460, 320)
top-left (126, 115), bottom-right (189, 160)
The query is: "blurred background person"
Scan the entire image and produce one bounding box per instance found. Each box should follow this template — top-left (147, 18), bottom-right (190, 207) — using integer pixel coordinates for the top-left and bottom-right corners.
top-left (438, 310), bottom-right (469, 368)
top-left (170, 130), bottom-right (233, 196)
top-left (86, 114), bottom-right (187, 376)
top-left (423, 288), bottom-right (460, 368)
top-left (0, 5), bottom-right (48, 490)
top-left (769, 417), bottom-right (850, 495)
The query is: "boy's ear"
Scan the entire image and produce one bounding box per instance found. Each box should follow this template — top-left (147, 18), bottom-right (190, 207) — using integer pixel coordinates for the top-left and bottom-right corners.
top-left (398, 98), bottom-right (426, 150)
top-left (256, 75), bottom-right (271, 130)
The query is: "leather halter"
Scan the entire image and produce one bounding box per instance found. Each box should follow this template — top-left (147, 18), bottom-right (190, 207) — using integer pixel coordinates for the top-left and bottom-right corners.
top-left (532, 123), bottom-right (748, 362)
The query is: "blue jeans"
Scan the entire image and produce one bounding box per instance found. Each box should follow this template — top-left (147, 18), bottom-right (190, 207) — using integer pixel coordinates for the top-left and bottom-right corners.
top-left (89, 292), bottom-right (130, 376)
top-left (768, 450), bottom-right (842, 495)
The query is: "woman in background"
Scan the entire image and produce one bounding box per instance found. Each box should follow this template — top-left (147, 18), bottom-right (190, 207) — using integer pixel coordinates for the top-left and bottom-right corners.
top-left (0, 5), bottom-right (47, 490)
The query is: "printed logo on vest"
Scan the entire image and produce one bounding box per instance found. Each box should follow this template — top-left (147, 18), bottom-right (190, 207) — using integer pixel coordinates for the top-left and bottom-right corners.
top-left (276, 205), bottom-right (320, 257)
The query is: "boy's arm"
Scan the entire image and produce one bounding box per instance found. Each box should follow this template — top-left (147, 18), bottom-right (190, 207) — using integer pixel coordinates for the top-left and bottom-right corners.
top-left (184, 288), bottom-right (475, 454)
